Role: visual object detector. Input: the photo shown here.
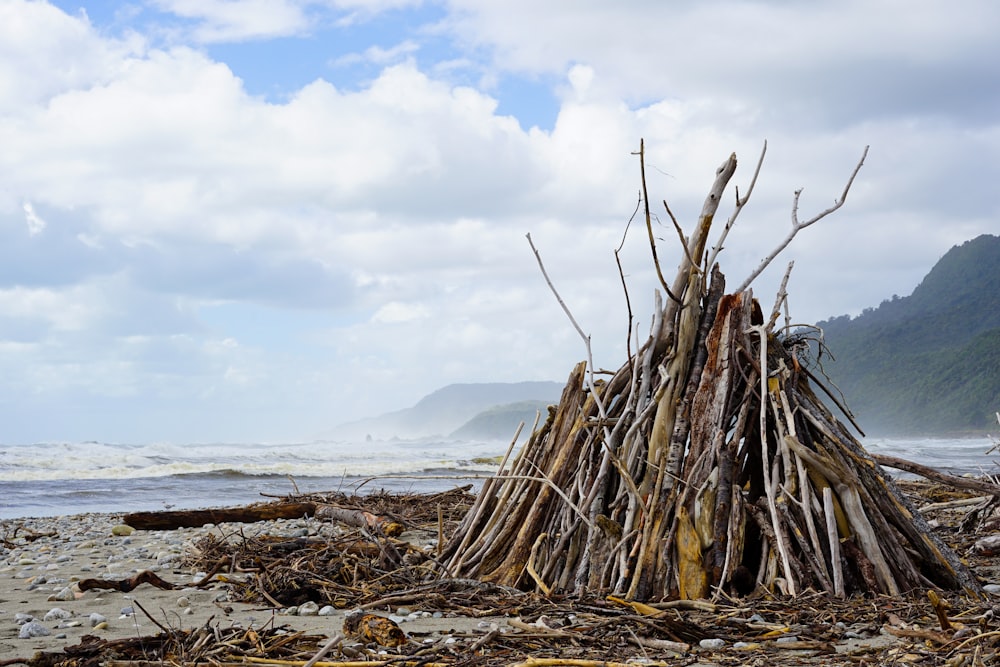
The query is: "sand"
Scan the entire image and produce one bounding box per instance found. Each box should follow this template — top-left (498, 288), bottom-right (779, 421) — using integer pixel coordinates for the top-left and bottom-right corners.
top-left (0, 510), bottom-right (505, 661)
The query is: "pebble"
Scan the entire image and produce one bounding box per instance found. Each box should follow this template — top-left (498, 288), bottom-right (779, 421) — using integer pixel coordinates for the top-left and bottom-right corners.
top-left (776, 635), bottom-right (799, 643)
top-left (19, 621), bottom-right (52, 638)
top-left (49, 586), bottom-right (77, 601)
top-left (44, 607), bottom-right (73, 621)
top-left (298, 601), bottom-right (320, 616)
top-left (984, 583), bottom-right (1000, 595)
top-left (0, 511), bottom-right (361, 653)
top-left (699, 638), bottom-right (725, 649)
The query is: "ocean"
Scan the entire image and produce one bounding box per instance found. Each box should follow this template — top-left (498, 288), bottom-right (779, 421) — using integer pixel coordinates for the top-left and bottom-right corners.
top-left (1, 436), bottom-right (996, 519)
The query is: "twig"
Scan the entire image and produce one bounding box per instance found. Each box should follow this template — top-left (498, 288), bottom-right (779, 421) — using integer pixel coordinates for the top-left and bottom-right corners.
top-left (706, 140), bottom-right (767, 271)
top-left (736, 145), bottom-right (868, 292)
top-left (303, 633), bottom-right (344, 667)
top-left (633, 139), bottom-right (679, 302)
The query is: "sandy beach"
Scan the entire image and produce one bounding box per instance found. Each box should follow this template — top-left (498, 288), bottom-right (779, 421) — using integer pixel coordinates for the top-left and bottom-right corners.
top-left (0, 509), bottom-right (504, 662)
top-left (5, 482), bottom-right (1000, 666)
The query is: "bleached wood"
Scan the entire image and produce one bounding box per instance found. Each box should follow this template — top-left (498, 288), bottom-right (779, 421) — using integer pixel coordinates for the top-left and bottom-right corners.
top-left (736, 146), bottom-right (868, 293)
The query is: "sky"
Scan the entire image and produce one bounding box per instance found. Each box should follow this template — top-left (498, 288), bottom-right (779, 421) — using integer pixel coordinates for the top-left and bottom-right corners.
top-left (1, 0), bottom-right (998, 444)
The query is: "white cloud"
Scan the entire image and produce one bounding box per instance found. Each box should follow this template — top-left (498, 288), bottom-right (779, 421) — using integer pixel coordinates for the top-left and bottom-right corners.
top-left (22, 202), bottom-right (46, 235)
top-left (151, 0), bottom-right (311, 41)
top-left (0, 0), bottom-right (996, 443)
top-left (372, 301), bottom-right (429, 323)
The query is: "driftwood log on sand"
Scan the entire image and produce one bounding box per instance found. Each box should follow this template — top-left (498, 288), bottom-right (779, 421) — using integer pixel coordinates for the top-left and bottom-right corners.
top-left (438, 141), bottom-right (982, 601)
top-left (124, 502), bottom-right (403, 535)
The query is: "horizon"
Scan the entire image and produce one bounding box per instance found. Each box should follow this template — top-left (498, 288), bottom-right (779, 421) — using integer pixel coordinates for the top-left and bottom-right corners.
top-left (1, 2), bottom-right (998, 444)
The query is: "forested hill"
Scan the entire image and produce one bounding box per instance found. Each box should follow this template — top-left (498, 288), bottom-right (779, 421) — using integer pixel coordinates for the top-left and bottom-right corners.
top-left (813, 233), bottom-right (1000, 435)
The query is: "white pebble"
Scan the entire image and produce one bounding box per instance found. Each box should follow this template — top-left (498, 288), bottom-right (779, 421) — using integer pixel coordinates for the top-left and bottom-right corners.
top-left (49, 587), bottom-right (76, 602)
top-left (89, 613), bottom-right (108, 627)
top-left (176, 596), bottom-right (190, 608)
top-left (319, 606), bottom-right (337, 616)
top-left (298, 601), bottom-right (320, 616)
top-left (699, 638), bottom-right (725, 649)
top-left (44, 608), bottom-right (72, 621)
top-left (19, 621), bottom-right (51, 639)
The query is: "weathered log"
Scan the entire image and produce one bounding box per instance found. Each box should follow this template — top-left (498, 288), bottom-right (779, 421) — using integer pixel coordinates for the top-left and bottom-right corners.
top-left (123, 502), bottom-right (318, 530)
top-left (79, 570), bottom-right (177, 592)
top-left (873, 454), bottom-right (1000, 497)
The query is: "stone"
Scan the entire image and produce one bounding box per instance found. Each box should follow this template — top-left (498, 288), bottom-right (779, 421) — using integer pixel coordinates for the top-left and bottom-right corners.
top-left (19, 621), bottom-right (51, 639)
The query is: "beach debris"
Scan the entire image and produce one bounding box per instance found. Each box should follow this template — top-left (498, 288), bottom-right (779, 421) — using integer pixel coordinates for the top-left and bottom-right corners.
top-left (77, 569), bottom-right (178, 593)
top-left (8, 483), bottom-right (1000, 666)
top-left (122, 501), bottom-right (320, 529)
top-left (122, 500), bottom-right (405, 535)
top-left (437, 142), bottom-right (982, 601)
top-left (342, 611), bottom-right (407, 647)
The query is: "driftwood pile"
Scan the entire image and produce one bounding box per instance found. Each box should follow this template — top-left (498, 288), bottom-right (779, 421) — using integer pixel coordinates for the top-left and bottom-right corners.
top-left (438, 145), bottom-right (982, 601)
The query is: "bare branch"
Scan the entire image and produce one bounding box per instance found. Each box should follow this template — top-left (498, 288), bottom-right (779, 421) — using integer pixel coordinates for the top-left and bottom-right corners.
top-left (706, 140), bottom-right (767, 270)
top-left (766, 260), bottom-right (795, 330)
top-left (736, 145), bottom-right (869, 293)
top-left (526, 232), bottom-right (644, 508)
top-left (635, 139), bottom-right (680, 303)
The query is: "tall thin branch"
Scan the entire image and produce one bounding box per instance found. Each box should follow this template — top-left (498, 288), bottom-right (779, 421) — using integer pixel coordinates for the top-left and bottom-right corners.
top-left (635, 139), bottom-right (680, 303)
top-left (736, 146), bottom-right (869, 292)
top-left (706, 141), bottom-right (768, 270)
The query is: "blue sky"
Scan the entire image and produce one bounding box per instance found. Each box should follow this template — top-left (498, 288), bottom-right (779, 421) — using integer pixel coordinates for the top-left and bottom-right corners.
top-left (1, 0), bottom-right (998, 444)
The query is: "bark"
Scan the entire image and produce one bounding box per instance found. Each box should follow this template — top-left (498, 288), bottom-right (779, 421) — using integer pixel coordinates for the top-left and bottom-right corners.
top-left (124, 502), bottom-right (318, 530)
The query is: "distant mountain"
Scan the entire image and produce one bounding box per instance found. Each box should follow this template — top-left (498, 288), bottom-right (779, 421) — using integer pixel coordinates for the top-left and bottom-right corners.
top-left (813, 233), bottom-right (1000, 435)
top-left (333, 381), bottom-right (564, 440)
top-left (449, 400), bottom-right (553, 441)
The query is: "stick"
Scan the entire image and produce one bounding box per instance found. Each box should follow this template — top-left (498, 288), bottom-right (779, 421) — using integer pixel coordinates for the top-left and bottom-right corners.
top-left (824, 486), bottom-right (845, 597)
top-left (873, 454), bottom-right (1000, 497)
top-left (736, 145), bottom-right (868, 292)
top-left (303, 634), bottom-right (344, 667)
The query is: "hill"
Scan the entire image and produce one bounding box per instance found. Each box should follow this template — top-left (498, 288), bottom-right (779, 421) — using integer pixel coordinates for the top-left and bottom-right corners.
top-left (813, 233), bottom-right (1000, 435)
top-left (449, 400), bottom-right (553, 441)
top-left (333, 381), bottom-right (563, 440)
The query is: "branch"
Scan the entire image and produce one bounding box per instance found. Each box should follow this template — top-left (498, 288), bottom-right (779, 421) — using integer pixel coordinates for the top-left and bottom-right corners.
top-left (736, 145), bottom-right (869, 293)
top-left (706, 140), bottom-right (767, 270)
top-left (526, 232), bottom-right (645, 509)
top-left (635, 139), bottom-right (679, 302)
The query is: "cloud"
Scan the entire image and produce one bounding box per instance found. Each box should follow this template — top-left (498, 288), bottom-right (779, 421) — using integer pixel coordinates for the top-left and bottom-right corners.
top-left (22, 202), bottom-right (46, 235)
top-left (151, 0), bottom-right (311, 42)
top-left (0, 0), bottom-right (997, 443)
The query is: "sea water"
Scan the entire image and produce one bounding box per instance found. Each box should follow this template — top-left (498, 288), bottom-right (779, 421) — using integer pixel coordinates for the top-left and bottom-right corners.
top-left (0, 436), bottom-right (996, 519)
top-left (0, 438), bottom-right (510, 519)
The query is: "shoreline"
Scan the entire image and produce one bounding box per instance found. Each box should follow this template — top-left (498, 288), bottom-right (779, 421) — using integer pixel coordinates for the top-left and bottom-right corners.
top-left (4, 480), bottom-right (1000, 665)
top-left (0, 507), bottom-right (500, 661)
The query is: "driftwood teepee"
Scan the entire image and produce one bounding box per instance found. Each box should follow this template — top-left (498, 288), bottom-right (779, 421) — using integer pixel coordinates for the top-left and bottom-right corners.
top-left (438, 143), bottom-right (981, 601)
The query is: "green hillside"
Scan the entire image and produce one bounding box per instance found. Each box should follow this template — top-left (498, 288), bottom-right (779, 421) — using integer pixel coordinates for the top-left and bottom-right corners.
top-left (449, 400), bottom-right (553, 441)
top-left (812, 234), bottom-right (1000, 435)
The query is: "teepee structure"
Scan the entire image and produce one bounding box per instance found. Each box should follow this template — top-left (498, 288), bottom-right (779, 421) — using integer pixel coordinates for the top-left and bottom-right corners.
top-left (437, 142), bottom-right (981, 601)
